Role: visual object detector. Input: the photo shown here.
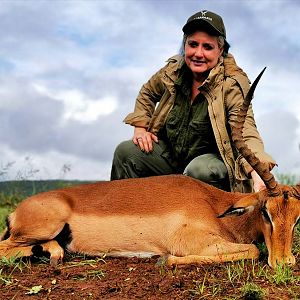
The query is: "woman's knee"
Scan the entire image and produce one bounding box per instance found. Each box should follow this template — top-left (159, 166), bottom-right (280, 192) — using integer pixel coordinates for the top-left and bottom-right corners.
top-left (111, 140), bottom-right (175, 180)
top-left (113, 140), bottom-right (136, 162)
top-left (184, 153), bottom-right (228, 183)
top-left (111, 140), bottom-right (139, 180)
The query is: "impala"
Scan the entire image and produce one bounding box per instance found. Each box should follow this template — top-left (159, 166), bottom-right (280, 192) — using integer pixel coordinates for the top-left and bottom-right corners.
top-left (0, 69), bottom-right (299, 268)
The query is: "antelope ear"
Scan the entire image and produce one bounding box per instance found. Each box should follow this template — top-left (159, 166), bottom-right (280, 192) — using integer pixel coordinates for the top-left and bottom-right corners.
top-left (217, 195), bottom-right (259, 218)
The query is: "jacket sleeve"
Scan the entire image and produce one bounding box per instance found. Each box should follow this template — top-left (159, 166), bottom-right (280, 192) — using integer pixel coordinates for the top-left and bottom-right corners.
top-left (123, 67), bottom-right (166, 128)
top-left (224, 77), bottom-right (276, 179)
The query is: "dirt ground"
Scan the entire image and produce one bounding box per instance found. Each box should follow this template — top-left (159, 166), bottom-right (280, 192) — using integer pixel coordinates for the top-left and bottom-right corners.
top-left (1, 254), bottom-right (300, 300)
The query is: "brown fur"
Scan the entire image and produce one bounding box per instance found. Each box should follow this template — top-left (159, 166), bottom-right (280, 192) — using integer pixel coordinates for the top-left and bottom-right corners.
top-left (0, 175), bottom-right (299, 268)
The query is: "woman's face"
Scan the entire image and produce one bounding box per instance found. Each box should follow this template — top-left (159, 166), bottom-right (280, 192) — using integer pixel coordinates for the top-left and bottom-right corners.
top-left (184, 31), bottom-right (223, 80)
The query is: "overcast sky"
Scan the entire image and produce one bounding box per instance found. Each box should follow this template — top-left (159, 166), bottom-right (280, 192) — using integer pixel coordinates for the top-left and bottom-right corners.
top-left (0, 0), bottom-right (299, 181)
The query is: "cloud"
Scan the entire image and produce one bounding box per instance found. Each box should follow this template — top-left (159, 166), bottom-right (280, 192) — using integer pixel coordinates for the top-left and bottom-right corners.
top-left (257, 110), bottom-right (300, 174)
top-left (0, 0), bottom-right (299, 181)
top-left (33, 83), bottom-right (117, 123)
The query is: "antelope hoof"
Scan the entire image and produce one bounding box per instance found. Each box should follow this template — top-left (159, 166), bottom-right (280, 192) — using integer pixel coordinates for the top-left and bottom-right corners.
top-left (49, 250), bottom-right (64, 267)
top-left (50, 256), bottom-right (59, 267)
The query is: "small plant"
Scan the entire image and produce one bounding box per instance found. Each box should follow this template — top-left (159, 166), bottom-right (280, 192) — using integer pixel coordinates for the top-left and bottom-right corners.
top-left (18, 157), bottom-right (39, 179)
top-left (156, 256), bottom-right (168, 275)
top-left (287, 286), bottom-right (300, 300)
top-left (251, 261), bottom-right (269, 279)
top-left (86, 269), bottom-right (105, 280)
top-left (269, 263), bottom-right (298, 285)
top-left (189, 271), bottom-right (208, 296)
top-left (0, 255), bottom-right (29, 287)
top-left (225, 262), bottom-right (244, 286)
top-left (57, 255), bottom-right (106, 281)
top-left (210, 283), bottom-right (221, 297)
top-left (0, 162), bottom-right (15, 181)
top-left (87, 269), bottom-right (106, 280)
top-left (0, 268), bottom-right (14, 286)
top-left (240, 282), bottom-right (265, 300)
top-left (61, 256), bottom-right (106, 269)
top-left (73, 269), bottom-right (106, 281)
top-left (0, 255), bottom-right (29, 271)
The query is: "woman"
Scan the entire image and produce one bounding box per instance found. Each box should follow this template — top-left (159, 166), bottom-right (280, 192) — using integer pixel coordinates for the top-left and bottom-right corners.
top-left (110, 10), bottom-right (275, 192)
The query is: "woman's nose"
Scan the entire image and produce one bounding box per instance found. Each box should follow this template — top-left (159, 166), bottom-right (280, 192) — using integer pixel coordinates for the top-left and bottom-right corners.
top-left (194, 46), bottom-right (204, 57)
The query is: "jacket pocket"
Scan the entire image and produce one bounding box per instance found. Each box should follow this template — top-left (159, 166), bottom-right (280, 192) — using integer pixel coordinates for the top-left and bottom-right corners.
top-left (188, 120), bottom-right (213, 146)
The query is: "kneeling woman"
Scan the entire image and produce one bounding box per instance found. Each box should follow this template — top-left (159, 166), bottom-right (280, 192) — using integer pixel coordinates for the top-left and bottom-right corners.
top-left (110, 10), bottom-right (275, 193)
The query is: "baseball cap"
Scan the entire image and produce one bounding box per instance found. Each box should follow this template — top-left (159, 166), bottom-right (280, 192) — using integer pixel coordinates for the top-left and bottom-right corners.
top-left (182, 10), bottom-right (226, 38)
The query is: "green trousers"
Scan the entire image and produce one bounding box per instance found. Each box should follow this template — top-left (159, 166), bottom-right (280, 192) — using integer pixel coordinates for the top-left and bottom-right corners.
top-left (110, 140), bottom-right (230, 191)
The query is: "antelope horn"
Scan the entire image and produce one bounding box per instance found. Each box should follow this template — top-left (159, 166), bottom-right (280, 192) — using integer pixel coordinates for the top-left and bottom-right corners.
top-left (291, 184), bottom-right (300, 200)
top-left (231, 68), bottom-right (281, 196)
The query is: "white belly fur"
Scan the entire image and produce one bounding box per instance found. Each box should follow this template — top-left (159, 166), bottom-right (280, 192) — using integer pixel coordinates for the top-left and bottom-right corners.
top-left (66, 213), bottom-right (185, 257)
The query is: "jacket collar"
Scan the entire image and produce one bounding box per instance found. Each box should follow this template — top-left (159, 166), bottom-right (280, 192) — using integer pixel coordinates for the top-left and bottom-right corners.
top-left (223, 54), bottom-right (248, 78)
top-left (163, 55), bottom-right (224, 92)
top-left (162, 55), bottom-right (185, 86)
top-left (200, 57), bottom-right (224, 92)
top-left (163, 53), bottom-right (247, 94)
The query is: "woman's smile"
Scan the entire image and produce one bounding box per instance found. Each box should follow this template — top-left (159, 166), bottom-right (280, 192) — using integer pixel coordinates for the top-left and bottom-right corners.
top-left (191, 59), bottom-right (206, 66)
top-left (184, 31), bottom-right (223, 81)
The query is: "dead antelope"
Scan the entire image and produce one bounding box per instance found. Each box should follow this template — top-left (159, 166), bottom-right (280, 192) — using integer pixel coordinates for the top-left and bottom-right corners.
top-left (1, 69), bottom-right (299, 268)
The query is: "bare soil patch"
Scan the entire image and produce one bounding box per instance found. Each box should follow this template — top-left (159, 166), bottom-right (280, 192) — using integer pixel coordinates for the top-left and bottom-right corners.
top-left (1, 254), bottom-right (300, 300)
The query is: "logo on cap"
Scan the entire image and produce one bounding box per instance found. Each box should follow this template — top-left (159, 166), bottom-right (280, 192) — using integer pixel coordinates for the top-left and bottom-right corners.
top-left (194, 10), bottom-right (212, 22)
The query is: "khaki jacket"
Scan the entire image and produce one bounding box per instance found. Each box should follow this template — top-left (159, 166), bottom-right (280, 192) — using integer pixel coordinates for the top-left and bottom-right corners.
top-left (124, 54), bottom-right (276, 192)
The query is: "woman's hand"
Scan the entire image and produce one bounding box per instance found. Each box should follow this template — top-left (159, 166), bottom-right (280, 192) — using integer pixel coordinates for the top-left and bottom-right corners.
top-left (250, 170), bottom-right (266, 192)
top-left (133, 127), bottom-right (158, 153)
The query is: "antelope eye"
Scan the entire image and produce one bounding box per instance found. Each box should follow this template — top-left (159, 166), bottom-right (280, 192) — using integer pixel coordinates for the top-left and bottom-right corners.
top-left (261, 209), bottom-right (271, 223)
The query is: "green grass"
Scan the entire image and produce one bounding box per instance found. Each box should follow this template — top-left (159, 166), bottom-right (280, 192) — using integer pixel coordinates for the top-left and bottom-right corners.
top-left (269, 263), bottom-right (299, 285)
top-left (61, 257), bottom-right (106, 269)
top-left (0, 255), bottom-right (29, 270)
top-left (0, 180), bottom-right (91, 198)
top-left (240, 282), bottom-right (265, 300)
top-left (0, 207), bottom-right (10, 233)
top-left (0, 255), bottom-right (31, 287)
top-left (72, 269), bottom-right (106, 281)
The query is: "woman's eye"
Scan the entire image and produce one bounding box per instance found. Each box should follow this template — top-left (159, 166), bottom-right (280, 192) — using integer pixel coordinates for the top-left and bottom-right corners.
top-left (203, 43), bottom-right (214, 50)
top-left (188, 41), bottom-right (198, 48)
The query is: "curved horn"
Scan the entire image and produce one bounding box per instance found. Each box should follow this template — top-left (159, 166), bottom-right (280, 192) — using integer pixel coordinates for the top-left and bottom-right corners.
top-left (231, 68), bottom-right (281, 196)
top-left (291, 184), bottom-right (300, 200)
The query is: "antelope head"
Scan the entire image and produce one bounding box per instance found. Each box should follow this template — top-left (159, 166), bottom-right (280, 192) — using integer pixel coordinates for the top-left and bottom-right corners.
top-left (229, 68), bottom-right (300, 268)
